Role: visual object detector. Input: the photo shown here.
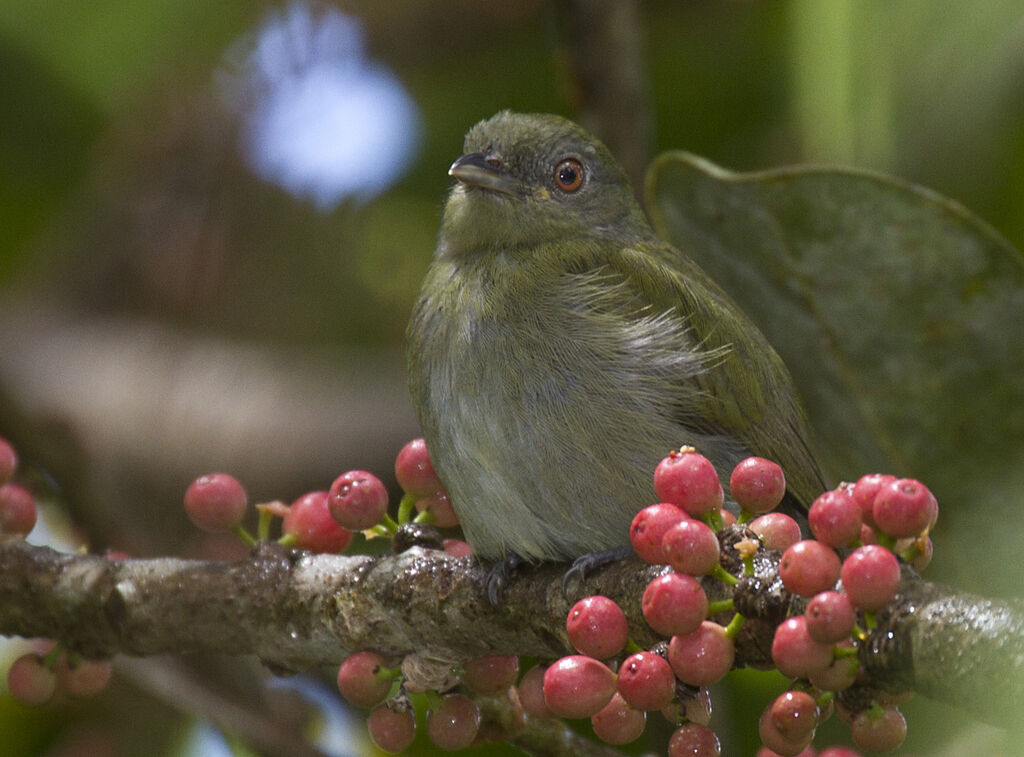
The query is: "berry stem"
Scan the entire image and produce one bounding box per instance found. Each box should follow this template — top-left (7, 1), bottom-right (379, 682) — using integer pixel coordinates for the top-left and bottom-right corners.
top-left (723, 612), bottom-right (746, 639)
top-left (707, 598), bottom-right (735, 616)
top-left (257, 507), bottom-right (274, 542)
top-left (397, 492), bottom-right (418, 525)
top-left (833, 644), bottom-right (859, 659)
top-left (232, 524), bottom-right (256, 548)
top-left (413, 509), bottom-right (435, 525)
top-left (624, 638), bottom-right (645, 655)
top-left (710, 564), bottom-right (738, 586)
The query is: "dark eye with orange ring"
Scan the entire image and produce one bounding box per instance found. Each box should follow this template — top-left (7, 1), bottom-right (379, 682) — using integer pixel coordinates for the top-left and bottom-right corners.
top-left (554, 159), bottom-right (584, 192)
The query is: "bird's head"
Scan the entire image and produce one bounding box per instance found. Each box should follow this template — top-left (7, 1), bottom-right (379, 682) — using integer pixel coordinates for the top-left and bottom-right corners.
top-left (439, 111), bottom-right (650, 254)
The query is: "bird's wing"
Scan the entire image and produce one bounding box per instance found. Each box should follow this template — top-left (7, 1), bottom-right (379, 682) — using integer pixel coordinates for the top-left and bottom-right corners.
top-left (606, 242), bottom-right (828, 505)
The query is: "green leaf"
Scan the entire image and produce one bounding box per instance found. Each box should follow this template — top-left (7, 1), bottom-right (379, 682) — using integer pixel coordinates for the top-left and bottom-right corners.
top-left (645, 152), bottom-right (1024, 529)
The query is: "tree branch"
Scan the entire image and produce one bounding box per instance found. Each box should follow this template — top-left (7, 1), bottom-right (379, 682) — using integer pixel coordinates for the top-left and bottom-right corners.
top-left (2, 536), bottom-right (1021, 726)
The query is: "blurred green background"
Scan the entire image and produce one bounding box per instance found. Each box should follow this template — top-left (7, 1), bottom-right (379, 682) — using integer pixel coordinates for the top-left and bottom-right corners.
top-left (1, 1), bottom-right (1022, 755)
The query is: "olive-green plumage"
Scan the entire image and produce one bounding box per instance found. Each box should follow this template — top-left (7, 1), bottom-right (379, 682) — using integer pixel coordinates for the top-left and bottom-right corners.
top-left (407, 111), bottom-right (826, 563)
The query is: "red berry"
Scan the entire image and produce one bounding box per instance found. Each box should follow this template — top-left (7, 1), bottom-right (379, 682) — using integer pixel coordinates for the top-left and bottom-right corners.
top-left (654, 448), bottom-right (724, 518)
top-left (0, 483), bottom-right (36, 537)
top-left (779, 540), bottom-right (841, 597)
top-left (808, 644), bottom-right (859, 692)
top-left (805, 590), bottom-right (856, 643)
top-left (630, 503), bottom-right (687, 564)
top-left (443, 538), bottom-right (472, 557)
top-left (55, 654), bottom-right (112, 698)
top-left (769, 690), bottom-right (819, 742)
top-left (426, 693), bottom-right (480, 751)
top-left (367, 702), bottom-right (416, 753)
top-left (518, 664), bottom-right (553, 718)
top-left (0, 436), bottom-right (17, 485)
top-left (750, 512), bottom-right (802, 552)
top-left (394, 438), bottom-right (442, 496)
top-left (663, 519), bottom-right (720, 575)
top-left (282, 491), bottom-right (353, 553)
top-left (617, 651), bottom-right (676, 711)
top-left (336, 651), bottom-right (393, 708)
top-left (327, 470), bottom-right (389, 530)
top-left (566, 596), bottom-right (628, 659)
top-left (183, 473), bottom-right (247, 532)
top-left (817, 748), bottom-right (863, 757)
top-left (414, 489), bottom-right (459, 527)
top-left (758, 706), bottom-right (813, 756)
top-left (771, 616), bottom-right (834, 678)
top-left (850, 473), bottom-right (896, 529)
top-left (463, 654), bottom-right (518, 696)
top-left (668, 722), bottom-right (721, 757)
top-left (667, 621), bottom-right (735, 686)
top-left (873, 478), bottom-right (934, 538)
top-left (808, 488), bottom-right (862, 547)
top-left (642, 573), bottom-right (708, 636)
top-left (542, 655), bottom-right (617, 718)
top-left (7, 652), bottom-right (56, 706)
top-left (851, 705), bottom-right (907, 752)
top-left (729, 457), bottom-right (786, 514)
top-left (590, 692), bottom-right (646, 744)
top-left (841, 545), bottom-right (901, 611)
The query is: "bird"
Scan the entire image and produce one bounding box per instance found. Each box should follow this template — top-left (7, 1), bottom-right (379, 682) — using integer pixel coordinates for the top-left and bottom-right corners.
top-left (406, 110), bottom-right (826, 578)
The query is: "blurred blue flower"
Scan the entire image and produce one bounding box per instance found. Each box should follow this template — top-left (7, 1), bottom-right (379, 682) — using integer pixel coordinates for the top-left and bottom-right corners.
top-left (222, 2), bottom-right (420, 208)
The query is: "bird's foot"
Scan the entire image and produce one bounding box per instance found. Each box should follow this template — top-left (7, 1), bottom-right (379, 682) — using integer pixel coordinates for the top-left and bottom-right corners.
top-left (562, 546), bottom-right (635, 597)
top-left (485, 553), bottom-right (526, 607)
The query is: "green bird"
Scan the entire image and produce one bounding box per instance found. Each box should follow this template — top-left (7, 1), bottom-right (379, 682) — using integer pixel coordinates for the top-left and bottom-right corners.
top-left (407, 111), bottom-right (826, 575)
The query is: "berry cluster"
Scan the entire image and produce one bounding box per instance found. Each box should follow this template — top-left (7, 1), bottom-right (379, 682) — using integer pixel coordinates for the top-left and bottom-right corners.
top-left (533, 448), bottom-right (936, 756)
top-left (0, 436), bottom-right (36, 540)
top-left (181, 437), bottom-right (467, 559)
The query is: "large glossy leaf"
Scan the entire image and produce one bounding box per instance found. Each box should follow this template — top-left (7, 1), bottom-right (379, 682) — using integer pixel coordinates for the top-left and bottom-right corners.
top-left (645, 153), bottom-right (1024, 587)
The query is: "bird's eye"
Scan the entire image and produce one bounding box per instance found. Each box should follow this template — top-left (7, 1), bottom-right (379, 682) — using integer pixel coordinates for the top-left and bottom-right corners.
top-left (554, 159), bottom-right (584, 192)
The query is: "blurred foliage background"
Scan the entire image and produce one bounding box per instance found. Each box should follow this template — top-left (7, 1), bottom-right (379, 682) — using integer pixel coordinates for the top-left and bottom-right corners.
top-left (0, 1), bottom-right (1022, 755)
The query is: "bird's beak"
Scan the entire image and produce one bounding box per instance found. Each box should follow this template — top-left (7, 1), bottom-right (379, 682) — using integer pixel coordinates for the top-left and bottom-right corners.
top-left (448, 152), bottom-right (520, 196)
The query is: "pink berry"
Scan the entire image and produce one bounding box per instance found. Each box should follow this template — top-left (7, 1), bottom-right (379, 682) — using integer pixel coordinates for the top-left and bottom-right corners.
top-left (873, 478), bottom-right (934, 538)
top-left (850, 705), bottom-right (907, 752)
top-left (654, 448), bottom-right (724, 518)
top-left (590, 692), bottom-right (646, 744)
top-left (367, 702), bottom-right (416, 753)
top-left (642, 573), bottom-right (708, 636)
top-left (667, 621), bottom-right (735, 686)
top-left (729, 457), bottom-right (786, 514)
top-left (518, 664), bottom-right (553, 718)
top-left (779, 540), bottom-right (841, 597)
top-left (668, 722), bottom-right (721, 757)
top-left (617, 651), bottom-right (676, 711)
top-left (55, 654), bottom-right (113, 698)
top-left (630, 503), bottom-right (687, 564)
top-left (769, 690), bottom-right (819, 742)
top-left (336, 651), bottom-right (393, 708)
top-left (750, 512), bottom-right (802, 552)
top-left (850, 473), bottom-right (895, 528)
top-left (758, 706), bottom-right (813, 756)
top-left (0, 483), bottom-right (36, 537)
top-left (327, 470), bottom-right (389, 530)
top-left (0, 436), bottom-right (16, 485)
top-left (282, 491), bottom-right (353, 553)
top-left (817, 748), bottom-right (863, 757)
top-left (394, 438), bottom-right (442, 496)
top-left (805, 590), bottom-right (856, 643)
top-left (426, 693), bottom-right (480, 751)
top-left (542, 655), bottom-right (617, 718)
top-left (720, 509), bottom-right (737, 528)
top-left (771, 616), bottom-right (834, 678)
top-left (7, 652), bottom-right (56, 706)
top-left (808, 646), bottom-right (859, 692)
top-left (414, 489), bottom-right (459, 527)
top-left (808, 488), bottom-right (862, 547)
top-left (663, 519), bottom-right (720, 575)
top-left (841, 545), bottom-right (901, 611)
top-left (443, 538), bottom-right (472, 557)
top-left (463, 655), bottom-right (518, 696)
top-left (183, 473), bottom-right (247, 532)
top-left (566, 596), bottom-right (628, 659)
